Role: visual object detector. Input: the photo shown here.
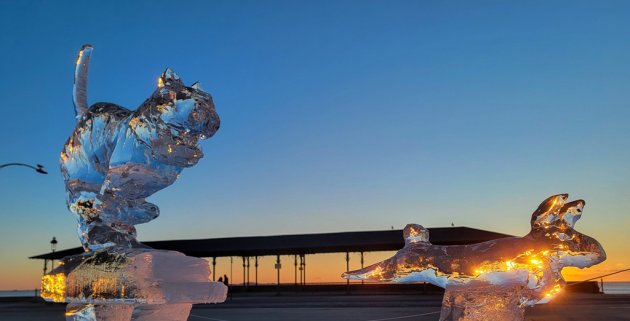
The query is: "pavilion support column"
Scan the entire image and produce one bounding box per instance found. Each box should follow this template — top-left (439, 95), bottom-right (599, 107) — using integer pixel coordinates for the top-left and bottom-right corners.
top-left (242, 256), bottom-right (246, 288)
top-left (275, 255), bottom-right (281, 294)
top-left (246, 256), bottom-right (251, 287)
top-left (255, 256), bottom-right (259, 286)
top-left (43, 259), bottom-right (48, 276)
top-left (294, 255), bottom-right (298, 286)
top-left (303, 254), bottom-right (306, 285)
top-left (212, 257), bottom-right (217, 281)
top-left (360, 251), bottom-right (364, 285)
top-left (345, 252), bottom-right (350, 292)
top-left (298, 255), bottom-right (303, 289)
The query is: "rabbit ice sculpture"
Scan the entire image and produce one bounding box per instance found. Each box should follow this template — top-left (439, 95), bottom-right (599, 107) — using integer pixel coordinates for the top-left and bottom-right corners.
top-left (343, 194), bottom-right (606, 321)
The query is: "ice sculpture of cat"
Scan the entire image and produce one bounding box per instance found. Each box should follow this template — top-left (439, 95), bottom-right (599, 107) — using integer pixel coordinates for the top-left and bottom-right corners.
top-left (62, 44), bottom-right (220, 251)
top-left (41, 45), bottom-right (226, 321)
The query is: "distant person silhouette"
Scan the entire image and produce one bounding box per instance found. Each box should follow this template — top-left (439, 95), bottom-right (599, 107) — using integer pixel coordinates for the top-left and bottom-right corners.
top-left (223, 274), bottom-right (231, 300)
top-left (218, 276), bottom-right (223, 283)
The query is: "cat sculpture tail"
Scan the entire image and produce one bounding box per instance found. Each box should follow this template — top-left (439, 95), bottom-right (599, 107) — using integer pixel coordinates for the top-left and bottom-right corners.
top-left (73, 44), bottom-right (93, 119)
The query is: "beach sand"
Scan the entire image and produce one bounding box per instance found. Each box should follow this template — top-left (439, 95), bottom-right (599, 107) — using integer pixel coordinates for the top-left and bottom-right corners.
top-left (1, 293), bottom-right (628, 321)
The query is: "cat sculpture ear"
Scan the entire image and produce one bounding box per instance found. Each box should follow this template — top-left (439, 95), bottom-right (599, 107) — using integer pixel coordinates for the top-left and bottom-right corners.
top-left (73, 44), bottom-right (93, 120)
top-left (158, 68), bottom-right (184, 88)
top-left (191, 81), bottom-right (204, 91)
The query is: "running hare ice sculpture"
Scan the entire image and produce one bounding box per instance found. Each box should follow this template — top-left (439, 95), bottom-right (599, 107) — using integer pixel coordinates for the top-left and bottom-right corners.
top-left (343, 194), bottom-right (606, 321)
top-left (41, 45), bottom-right (226, 321)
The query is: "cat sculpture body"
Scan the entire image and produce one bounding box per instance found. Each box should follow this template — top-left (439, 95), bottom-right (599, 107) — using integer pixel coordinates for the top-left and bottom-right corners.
top-left (61, 45), bottom-right (220, 251)
top-left (41, 45), bottom-right (226, 321)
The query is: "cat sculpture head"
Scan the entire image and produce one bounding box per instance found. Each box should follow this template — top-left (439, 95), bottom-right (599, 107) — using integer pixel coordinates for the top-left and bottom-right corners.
top-left (130, 68), bottom-right (220, 167)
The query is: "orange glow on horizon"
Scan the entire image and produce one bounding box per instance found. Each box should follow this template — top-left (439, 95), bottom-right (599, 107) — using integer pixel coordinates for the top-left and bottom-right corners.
top-left (1, 250), bottom-right (629, 292)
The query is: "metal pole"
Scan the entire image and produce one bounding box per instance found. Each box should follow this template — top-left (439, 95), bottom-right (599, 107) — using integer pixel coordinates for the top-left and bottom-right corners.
top-left (303, 255), bottom-right (306, 285)
top-left (346, 252), bottom-right (350, 291)
top-left (294, 255), bottom-right (298, 286)
top-left (276, 255), bottom-right (281, 293)
top-left (255, 256), bottom-right (258, 286)
top-left (0, 163), bottom-right (48, 174)
top-left (246, 256), bottom-right (250, 287)
top-left (212, 257), bottom-right (216, 281)
top-left (43, 259), bottom-right (48, 276)
top-left (360, 252), bottom-right (364, 285)
top-left (242, 256), bottom-right (246, 287)
top-left (298, 255), bottom-right (303, 288)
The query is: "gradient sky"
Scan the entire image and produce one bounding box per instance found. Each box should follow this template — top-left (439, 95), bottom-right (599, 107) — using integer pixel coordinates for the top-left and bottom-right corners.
top-left (1, 0), bottom-right (629, 290)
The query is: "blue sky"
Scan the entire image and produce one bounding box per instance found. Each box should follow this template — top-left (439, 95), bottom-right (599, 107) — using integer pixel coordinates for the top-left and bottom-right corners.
top-left (1, 0), bottom-right (629, 289)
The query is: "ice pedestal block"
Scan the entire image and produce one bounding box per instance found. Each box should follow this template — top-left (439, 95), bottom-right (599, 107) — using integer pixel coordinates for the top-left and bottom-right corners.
top-left (42, 45), bottom-right (224, 321)
top-left (42, 249), bottom-right (226, 320)
top-left (42, 249), bottom-right (227, 305)
top-left (440, 286), bottom-right (526, 321)
top-left (342, 194), bottom-right (606, 321)
top-left (65, 303), bottom-right (193, 321)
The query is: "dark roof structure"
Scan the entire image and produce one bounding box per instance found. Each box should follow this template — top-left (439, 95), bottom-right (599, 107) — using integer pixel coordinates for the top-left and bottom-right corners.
top-left (29, 227), bottom-right (512, 260)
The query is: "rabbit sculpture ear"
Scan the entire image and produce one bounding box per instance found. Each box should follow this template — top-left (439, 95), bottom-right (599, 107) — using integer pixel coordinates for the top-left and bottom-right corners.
top-left (530, 194), bottom-right (568, 230)
top-left (559, 200), bottom-right (585, 228)
top-left (73, 44), bottom-right (93, 120)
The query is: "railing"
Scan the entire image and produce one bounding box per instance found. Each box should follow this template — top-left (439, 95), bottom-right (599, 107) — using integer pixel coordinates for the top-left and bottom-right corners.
top-left (567, 267), bottom-right (630, 294)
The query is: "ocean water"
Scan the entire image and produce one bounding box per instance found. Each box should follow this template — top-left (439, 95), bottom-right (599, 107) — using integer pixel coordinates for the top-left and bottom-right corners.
top-left (0, 290), bottom-right (39, 297)
top-left (602, 282), bottom-right (630, 294)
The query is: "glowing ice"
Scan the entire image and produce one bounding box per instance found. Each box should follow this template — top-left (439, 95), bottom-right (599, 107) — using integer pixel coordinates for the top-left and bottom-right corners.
top-left (342, 194), bottom-right (606, 321)
top-left (41, 45), bottom-right (226, 321)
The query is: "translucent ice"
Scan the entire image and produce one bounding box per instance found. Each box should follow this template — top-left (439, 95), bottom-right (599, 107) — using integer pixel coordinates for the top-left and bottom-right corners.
top-left (42, 249), bottom-right (227, 304)
top-left (42, 45), bottom-right (226, 321)
top-left (61, 47), bottom-right (220, 250)
top-left (342, 194), bottom-right (606, 321)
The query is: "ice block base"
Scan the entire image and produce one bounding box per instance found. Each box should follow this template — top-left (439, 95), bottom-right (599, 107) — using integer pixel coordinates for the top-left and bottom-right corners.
top-left (439, 286), bottom-right (525, 321)
top-left (42, 248), bottom-right (226, 321)
top-left (65, 303), bottom-right (193, 321)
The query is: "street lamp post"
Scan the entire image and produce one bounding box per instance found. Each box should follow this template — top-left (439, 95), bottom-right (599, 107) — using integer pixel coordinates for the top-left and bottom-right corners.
top-left (2, 162), bottom-right (50, 275)
top-left (51, 237), bottom-right (58, 252)
top-left (49, 237), bottom-right (58, 272)
top-left (0, 163), bottom-right (48, 174)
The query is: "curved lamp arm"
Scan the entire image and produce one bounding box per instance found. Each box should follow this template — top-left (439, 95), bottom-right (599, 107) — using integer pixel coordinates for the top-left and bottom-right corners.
top-left (0, 163), bottom-right (48, 174)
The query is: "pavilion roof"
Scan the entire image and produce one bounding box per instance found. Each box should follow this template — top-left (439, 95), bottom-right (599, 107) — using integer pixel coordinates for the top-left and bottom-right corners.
top-left (29, 227), bottom-right (512, 260)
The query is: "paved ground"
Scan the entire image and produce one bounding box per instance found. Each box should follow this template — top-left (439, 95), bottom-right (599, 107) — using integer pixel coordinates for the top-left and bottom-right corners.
top-left (1, 294), bottom-right (628, 321)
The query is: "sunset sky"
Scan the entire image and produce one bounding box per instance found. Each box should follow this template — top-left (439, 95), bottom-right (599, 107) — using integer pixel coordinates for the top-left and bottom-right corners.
top-left (0, 0), bottom-right (629, 290)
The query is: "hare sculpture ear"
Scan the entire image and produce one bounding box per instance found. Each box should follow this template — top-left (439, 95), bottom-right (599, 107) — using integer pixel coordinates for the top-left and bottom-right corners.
top-left (559, 200), bottom-right (585, 228)
top-left (73, 44), bottom-right (93, 120)
top-left (530, 194), bottom-right (568, 230)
